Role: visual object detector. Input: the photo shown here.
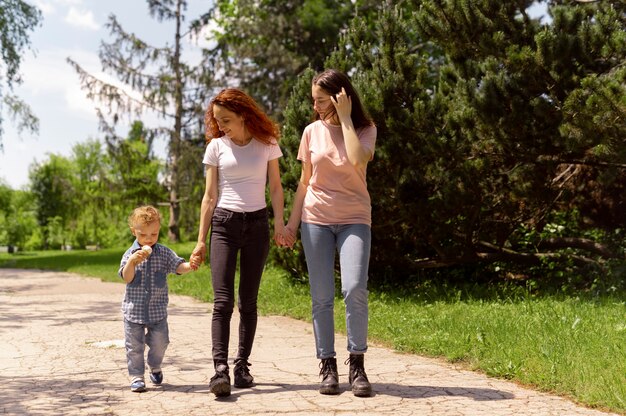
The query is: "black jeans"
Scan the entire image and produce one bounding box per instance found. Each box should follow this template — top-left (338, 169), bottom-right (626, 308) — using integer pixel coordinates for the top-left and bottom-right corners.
top-left (209, 207), bottom-right (270, 367)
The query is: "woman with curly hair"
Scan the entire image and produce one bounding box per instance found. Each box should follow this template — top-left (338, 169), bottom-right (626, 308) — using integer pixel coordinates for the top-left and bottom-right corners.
top-left (191, 88), bottom-right (285, 397)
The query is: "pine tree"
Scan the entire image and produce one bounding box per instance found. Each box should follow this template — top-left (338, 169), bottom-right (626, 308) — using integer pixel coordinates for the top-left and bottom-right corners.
top-left (415, 0), bottom-right (625, 270)
top-left (67, 0), bottom-right (213, 241)
top-left (208, 0), bottom-right (382, 119)
top-left (279, 0), bottom-right (625, 284)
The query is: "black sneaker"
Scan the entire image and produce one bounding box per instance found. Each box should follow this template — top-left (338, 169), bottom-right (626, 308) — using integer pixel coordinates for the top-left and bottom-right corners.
top-left (210, 364), bottom-right (231, 397)
top-left (149, 371), bottom-right (163, 385)
top-left (319, 357), bottom-right (340, 395)
top-left (233, 359), bottom-right (254, 388)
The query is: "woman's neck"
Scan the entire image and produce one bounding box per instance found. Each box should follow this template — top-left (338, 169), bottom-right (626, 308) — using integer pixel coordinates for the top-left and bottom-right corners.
top-left (231, 136), bottom-right (253, 146)
top-left (323, 114), bottom-right (340, 125)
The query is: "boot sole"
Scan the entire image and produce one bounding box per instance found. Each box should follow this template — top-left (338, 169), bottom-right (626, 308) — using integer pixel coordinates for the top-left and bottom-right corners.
top-left (352, 386), bottom-right (372, 397)
top-left (234, 379), bottom-right (254, 388)
top-left (320, 385), bottom-right (340, 395)
top-left (210, 380), bottom-right (231, 397)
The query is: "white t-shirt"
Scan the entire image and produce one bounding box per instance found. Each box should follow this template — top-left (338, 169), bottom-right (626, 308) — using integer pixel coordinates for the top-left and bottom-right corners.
top-left (203, 136), bottom-right (283, 212)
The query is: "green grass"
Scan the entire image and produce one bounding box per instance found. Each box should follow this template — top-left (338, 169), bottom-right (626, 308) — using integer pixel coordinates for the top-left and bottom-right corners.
top-left (1, 248), bottom-right (624, 414)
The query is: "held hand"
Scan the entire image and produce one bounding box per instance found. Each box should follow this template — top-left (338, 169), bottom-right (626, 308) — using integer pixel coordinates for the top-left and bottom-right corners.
top-left (191, 242), bottom-right (207, 264)
top-left (189, 256), bottom-right (201, 271)
top-left (282, 226), bottom-right (297, 248)
top-left (273, 222), bottom-right (286, 247)
top-left (330, 87), bottom-right (352, 122)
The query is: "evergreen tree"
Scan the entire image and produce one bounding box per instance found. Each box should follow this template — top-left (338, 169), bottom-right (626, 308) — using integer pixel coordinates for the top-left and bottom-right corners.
top-left (67, 0), bottom-right (211, 242)
top-left (279, 0), bottom-right (625, 284)
top-left (207, 0), bottom-right (382, 119)
top-left (414, 0), bottom-right (625, 270)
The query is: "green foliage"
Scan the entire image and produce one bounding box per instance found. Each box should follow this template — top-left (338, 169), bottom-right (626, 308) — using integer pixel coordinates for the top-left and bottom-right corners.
top-left (0, 184), bottom-right (37, 249)
top-left (16, 123), bottom-right (177, 250)
top-left (0, 0), bottom-right (42, 145)
top-left (208, 0), bottom-right (383, 119)
top-left (269, 68), bottom-right (317, 278)
top-left (28, 154), bottom-right (78, 249)
top-left (68, 0), bottom-right (212, 242)
top-left (276, 0), bottom-right (625, 286)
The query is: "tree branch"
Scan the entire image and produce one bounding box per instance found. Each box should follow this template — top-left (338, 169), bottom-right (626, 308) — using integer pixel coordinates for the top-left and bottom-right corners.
top-left (538, 237), bottom-right (621, 259)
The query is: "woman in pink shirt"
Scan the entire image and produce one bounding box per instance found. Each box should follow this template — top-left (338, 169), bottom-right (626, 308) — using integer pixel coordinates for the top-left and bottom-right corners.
top-left (285, 69), bottom-right (376, 397)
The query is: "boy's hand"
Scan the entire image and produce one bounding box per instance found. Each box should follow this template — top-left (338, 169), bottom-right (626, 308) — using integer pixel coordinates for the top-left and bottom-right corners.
top-left (130, 249), bottom-right (150, 265)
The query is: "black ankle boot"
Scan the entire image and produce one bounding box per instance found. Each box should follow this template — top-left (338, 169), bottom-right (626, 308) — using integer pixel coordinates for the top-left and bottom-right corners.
top-left (233, 358), bottom-right (254, 388)
top-left (319, 357), bottom-right (340, 395)
top-left (346, 354), bottom-right (372, 397)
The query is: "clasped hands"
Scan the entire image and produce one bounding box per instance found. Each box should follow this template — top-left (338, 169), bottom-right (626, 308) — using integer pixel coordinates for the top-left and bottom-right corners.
top-left (274, 224), bottom-right (297, 249)
top-left (188, 224), bottom-right (297, 269)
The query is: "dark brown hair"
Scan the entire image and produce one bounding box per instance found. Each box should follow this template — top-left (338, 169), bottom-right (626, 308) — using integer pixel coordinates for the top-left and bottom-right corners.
top-left (312, 69), bottom-right (373, 130)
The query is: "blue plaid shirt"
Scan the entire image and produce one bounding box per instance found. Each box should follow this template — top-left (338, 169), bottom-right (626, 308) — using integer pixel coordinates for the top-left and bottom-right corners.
top-left (118, 241), bottom-right (185, 324)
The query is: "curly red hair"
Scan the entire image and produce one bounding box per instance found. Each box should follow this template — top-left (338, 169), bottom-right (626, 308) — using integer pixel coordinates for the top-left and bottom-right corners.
top-left (205, 88), bottom-right (280, 145)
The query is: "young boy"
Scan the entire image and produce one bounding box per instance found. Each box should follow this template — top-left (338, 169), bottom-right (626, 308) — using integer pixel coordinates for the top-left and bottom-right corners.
top-left (119, 205), bottom-right (197, 392)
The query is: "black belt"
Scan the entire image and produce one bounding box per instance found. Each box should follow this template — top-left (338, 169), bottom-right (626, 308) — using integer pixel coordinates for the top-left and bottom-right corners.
top-left (214, 207), bottom-right (267, 220)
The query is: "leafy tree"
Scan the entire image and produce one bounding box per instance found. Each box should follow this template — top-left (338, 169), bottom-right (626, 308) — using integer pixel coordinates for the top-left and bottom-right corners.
top-left (0, 183), bottom-right (37, 250)
top-left (71, 139), bottom-right (114, 247)
top-left (107, 121), bottom-right (167, 210)
top-left (67, 0), bottom-right (212, 242)
top-left (29, 154), bottom-right (77, 249)
top-left (279, 0), bottom-right (625, 284)
top-left (207, 0), bottom-right (383, 119)
top-left (0, 0), bottom-right (42, 146)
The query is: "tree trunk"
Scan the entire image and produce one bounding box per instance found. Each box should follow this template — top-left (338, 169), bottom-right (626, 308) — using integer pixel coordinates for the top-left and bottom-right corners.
top-left (168, 0), bottom-right (184, 242)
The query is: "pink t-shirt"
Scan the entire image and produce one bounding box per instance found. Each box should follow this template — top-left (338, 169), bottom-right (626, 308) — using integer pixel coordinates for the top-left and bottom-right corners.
top-left (297, 120), bottom-right (377, 226)
top-left (203, 136), bottom-right (283, 212)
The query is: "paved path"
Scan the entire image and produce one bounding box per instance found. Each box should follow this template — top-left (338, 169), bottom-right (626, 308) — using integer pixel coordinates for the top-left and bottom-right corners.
top-left (0, 268), bottom-right (618, 416)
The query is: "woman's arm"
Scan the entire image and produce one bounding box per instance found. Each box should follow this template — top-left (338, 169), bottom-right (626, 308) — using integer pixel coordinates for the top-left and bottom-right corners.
top-left (191, 165), bottom-right (218, 263)
top-left (332, 87), bottom-right (372, 167)
top-left (284, 161), bottom-right (312, 247)
top-left (267, 158), bottom-right (285, 245)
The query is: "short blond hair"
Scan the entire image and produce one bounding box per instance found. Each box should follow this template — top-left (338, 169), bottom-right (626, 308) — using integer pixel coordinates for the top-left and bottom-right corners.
top-left (128, 205), bottom-right (161, 227)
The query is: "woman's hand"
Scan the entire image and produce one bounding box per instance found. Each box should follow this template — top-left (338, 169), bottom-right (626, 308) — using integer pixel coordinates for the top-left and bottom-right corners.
top-left (331, 87), bottom-right (352, 122)
top-left (191, 242), bottom-right (207, 266)
top-left (282, 226), bottom-right (297, 248)
top-left (273, 221), bottom-right (286, 247)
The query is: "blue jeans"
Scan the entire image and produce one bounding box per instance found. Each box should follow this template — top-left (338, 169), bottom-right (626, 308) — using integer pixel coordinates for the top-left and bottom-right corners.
top-left (209, 207), bottom-right (270, 367)
top-left (301, 222), bottom-right (371, 359)
top-left (124, 318), bottom-right (169, 378)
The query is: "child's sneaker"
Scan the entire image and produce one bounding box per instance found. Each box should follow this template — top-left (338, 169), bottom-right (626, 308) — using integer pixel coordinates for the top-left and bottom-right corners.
top-left (150, 371), bottom-right (163, 385)
top-left (130, 377), bottom-right (146, 392)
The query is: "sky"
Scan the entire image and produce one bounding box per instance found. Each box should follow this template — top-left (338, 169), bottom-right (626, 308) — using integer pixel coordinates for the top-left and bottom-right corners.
top-left (0, 1), bottom-right (548, 190)
top-left (0, 0), bottom-right (212, 190)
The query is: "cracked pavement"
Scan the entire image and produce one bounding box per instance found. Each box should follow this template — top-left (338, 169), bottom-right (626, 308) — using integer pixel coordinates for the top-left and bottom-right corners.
top-left (0, 268), bottom-right (618, 415)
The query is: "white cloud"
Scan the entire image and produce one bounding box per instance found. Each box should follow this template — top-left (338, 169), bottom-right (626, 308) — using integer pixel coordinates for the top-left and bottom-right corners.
top-left (65, 6), bottom-right (99, 30)
top-left (20, 48), bottom-right (97, 94)
top-left (34, 0), bottom-right (56, 16)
